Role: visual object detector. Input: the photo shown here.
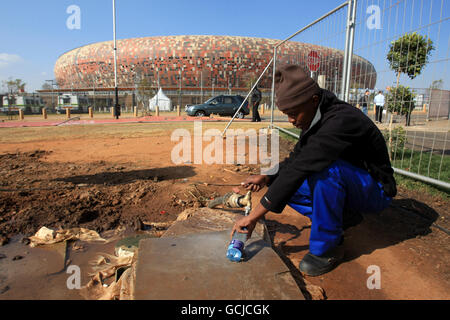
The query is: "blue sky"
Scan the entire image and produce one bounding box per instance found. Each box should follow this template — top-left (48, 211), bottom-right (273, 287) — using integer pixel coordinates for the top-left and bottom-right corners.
top-left (0, 0), bottom-right (448, 92)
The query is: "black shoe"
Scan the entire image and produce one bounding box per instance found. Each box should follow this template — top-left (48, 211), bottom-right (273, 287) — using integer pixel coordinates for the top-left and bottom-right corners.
top-left (299, 240), bottom-right (345, 277)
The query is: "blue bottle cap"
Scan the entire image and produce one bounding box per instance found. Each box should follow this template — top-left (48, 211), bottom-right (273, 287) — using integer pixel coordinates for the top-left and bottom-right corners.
top-left (226, 247), bottom-right (242, 262)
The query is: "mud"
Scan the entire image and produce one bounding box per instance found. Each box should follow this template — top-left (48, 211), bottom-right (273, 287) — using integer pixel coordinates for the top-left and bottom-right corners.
top-left (0, 150), bottom-right (245, 242)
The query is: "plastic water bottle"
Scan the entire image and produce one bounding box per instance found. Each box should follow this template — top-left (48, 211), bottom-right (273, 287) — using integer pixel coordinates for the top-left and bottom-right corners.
top-left (226, 228), bottom-right (247, 262)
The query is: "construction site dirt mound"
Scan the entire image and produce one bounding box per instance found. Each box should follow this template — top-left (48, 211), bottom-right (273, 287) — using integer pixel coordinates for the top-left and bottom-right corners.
top-left (0, 150), bottom-right (236, 242)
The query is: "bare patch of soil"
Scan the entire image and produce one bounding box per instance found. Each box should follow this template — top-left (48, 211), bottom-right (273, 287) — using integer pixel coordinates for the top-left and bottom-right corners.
top-left (0, 149), bottom-right (251, 242)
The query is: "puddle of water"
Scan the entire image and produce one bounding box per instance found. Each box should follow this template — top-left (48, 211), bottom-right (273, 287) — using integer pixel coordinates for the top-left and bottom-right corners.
top-left (0, 228), bottom-right (160, 299)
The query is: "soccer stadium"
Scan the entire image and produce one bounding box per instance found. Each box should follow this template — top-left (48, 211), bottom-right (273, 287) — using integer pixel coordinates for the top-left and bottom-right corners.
top-left (52, 35), bottom-right (376, 108)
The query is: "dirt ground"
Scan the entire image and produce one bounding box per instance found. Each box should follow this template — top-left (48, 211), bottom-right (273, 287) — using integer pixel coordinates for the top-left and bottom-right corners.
top-left (0, 139), bottom-right (258, 240)
top-left (0, 122), bottom-right (449, 299)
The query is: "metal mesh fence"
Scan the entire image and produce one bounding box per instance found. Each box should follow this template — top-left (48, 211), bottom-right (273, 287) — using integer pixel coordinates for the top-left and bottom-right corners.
top-left (351, 0), bottom-right (449, 185)
top-left (270, 2), bottom-right (351, 124)
top-left (257, 0), bottom-right (449, 188)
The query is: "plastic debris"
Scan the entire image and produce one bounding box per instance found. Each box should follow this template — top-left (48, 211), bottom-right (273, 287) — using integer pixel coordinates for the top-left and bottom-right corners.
top-left (29, 226), bottom-right (107, 247)
top-left (79, 252), bottom-right (135, 300)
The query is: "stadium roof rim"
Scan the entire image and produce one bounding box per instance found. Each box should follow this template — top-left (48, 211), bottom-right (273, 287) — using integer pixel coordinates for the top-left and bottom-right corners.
top-left (56, 35), bottom-right (289, 60)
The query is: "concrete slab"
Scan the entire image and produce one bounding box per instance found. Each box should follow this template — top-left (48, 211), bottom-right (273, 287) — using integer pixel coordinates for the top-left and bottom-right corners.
top-left (134, 229), bottom-right (304, 300)
top-left (163, 207), bottom-right (269, 239)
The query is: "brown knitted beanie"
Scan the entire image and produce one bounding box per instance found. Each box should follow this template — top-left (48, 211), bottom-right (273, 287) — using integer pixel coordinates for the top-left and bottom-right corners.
top-left (275, 64), bottom-right (321, 111)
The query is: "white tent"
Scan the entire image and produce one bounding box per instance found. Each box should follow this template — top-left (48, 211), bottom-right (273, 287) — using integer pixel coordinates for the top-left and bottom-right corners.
top-left (149, 88), bottom-right (172, 111)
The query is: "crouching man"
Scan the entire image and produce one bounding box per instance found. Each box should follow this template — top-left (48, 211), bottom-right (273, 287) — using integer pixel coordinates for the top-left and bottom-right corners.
top-left (231, 64), bottom-right (397, 276)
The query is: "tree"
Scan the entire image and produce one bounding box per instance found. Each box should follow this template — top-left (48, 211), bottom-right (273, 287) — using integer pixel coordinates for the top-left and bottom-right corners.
top-left (136, 77), bottom-right (154, 110)
top-left (386, 32), bottom-right (434, 157)
top-left (430, 79), bottom-right (443, 90)
top-left (41, 82), bottom-right (53, 90)
top-left (2, 77), bottom-right (26, 94)
top-left (387, 32), bottom-right (434, 81)
top-left (387, 33), bottom-right (434, 124)
top-left (385, 85), bottom-right (416, 126)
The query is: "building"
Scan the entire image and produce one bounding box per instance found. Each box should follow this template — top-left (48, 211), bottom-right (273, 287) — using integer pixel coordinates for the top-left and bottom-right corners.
top-left (50, 35), bottom-right (376, 108)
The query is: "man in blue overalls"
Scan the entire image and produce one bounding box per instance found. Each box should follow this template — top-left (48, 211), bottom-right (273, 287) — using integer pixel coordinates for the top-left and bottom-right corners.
top-left (231, 64), bottom-right (396, 276)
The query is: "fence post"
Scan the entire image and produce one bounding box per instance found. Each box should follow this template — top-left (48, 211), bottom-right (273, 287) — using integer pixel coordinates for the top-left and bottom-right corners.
top-left (42, 108), bottom-right (47, 119)
top-left (177, 105), bottom-right (180, 116)
top-left (342, 0), bottom-right (356, 102)
top-left (156, 105), bottom-right (159, 117)
top-left (271, 47), bottom-right (278, 130)
top-left (19, 109), bottom-right (24, 120)
top-left (66, 108), bottom-right (71, 119)
top-left (134, 106), bottom-right (138, 117)
top-left (89, 107), bottom-right (93, 118)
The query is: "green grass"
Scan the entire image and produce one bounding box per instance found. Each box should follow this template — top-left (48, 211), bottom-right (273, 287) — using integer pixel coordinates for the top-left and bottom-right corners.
top-left (391, 148), bottom-right (449, 182)
top-left (280, 127), bottom-right (449, 183)
top-left (278, 129), bottom-right (450, 199)
top-left (278, 127), bottom-right (301, 142)
top-left (394, 173), bottom-right (449, 199)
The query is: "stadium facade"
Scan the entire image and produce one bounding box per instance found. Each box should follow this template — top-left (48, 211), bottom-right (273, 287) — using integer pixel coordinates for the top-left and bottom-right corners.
top-left (55, 35), bottom-right (376, 90)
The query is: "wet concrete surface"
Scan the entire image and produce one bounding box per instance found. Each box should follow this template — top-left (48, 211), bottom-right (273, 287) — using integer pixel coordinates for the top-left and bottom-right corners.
top-left (135, 230), bottom-right (304, 300)
top-left (0, 234), bottom-right (118, 299)
top-left (134, 208), bottom-right (304, 300)
top-left (1, 207), bottom-right (304, 300)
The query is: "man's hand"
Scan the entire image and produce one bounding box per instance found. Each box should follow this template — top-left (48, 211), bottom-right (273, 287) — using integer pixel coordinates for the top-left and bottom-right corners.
top-left (230, 215), bottom-right (258, 240)
top-left (230, 203), bottom-right (270, 240)
top-left (241, 175), bottom-right (270, 192)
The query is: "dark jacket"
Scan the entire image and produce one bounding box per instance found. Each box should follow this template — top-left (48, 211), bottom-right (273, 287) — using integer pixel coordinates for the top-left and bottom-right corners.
top-left (359, 94), bottom-right (369, 107)
top-left (251, 88), bottom-right (262, 105)
top-left (261, 89), bottom-right (396, 213)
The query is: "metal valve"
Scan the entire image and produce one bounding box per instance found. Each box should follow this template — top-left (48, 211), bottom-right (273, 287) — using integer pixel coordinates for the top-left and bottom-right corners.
top-left (208, 191), bottom-right (252, 215)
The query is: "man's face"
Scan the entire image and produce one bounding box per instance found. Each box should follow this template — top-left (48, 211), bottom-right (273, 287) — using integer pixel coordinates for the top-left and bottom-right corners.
top-left (281, 95), bottom-right (320, 130)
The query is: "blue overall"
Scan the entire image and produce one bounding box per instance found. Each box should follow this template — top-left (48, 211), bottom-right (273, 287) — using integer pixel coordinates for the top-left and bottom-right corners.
top-left (287, 160), bottom-right (392, 256)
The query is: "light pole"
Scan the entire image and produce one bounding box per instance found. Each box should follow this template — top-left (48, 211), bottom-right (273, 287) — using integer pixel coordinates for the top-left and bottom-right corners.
top-left (112, 0), bottom-right (119, 119)
top-left (334, 67), bottom-right (338, 94)
top-left (92, 78), bottom-right (96, 111)
top-left (200, 70), bottom-right (203, 103)
top-left (7, 88), bottom-right (14, 120)
top-left (178, 69), bottom-right (182, 109)
top-left (156, 70), bottom-right (160, 109)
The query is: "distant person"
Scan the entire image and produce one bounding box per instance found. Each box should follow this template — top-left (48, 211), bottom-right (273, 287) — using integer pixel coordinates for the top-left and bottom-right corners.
top-left (374, 91), bottom-right (385, 123)
top-left (250, 86), bottom-right (262, 122)
top-left (359, 90), bottom-right (370, 116)
top-left (114, 104), bottom-right (121, 119)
